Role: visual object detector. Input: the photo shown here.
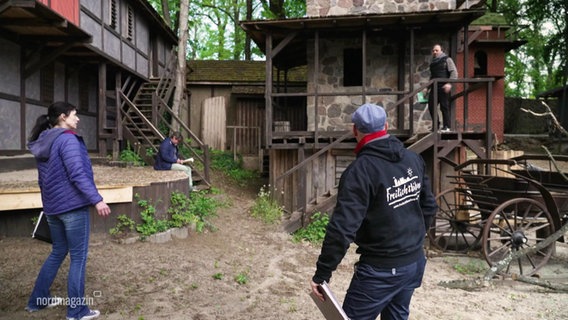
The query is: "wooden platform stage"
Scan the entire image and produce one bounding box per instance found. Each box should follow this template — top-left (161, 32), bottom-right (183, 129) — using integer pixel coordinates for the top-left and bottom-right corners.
top-left (0, 165), bottom-right (190, 237)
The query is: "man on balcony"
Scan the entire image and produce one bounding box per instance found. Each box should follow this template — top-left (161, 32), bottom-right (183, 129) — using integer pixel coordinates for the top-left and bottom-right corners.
top-left (428, 43), bottom-right (458, 132)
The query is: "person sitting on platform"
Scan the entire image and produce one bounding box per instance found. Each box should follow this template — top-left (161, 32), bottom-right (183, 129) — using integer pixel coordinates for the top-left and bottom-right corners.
top-left (154, 131), bottom-right (194, 191)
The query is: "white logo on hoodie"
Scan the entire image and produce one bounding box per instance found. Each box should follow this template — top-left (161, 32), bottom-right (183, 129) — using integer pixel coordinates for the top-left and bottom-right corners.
top-left (386, 168), bottom-right (421, 208)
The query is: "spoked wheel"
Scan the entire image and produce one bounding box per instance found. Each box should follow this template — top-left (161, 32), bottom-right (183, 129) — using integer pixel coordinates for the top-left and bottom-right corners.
top-left (428, 188), bottom-right (486, 253)
top-left (481, 198), bottom-right (555, 276)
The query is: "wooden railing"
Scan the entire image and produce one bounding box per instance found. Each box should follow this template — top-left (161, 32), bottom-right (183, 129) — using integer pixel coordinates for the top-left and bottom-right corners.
top-left (272, 131), bottom-right (353, 228)
top-left (272, 77), bottom-right (497, 229)
top-left (118, 48), bottom-right (211, 187)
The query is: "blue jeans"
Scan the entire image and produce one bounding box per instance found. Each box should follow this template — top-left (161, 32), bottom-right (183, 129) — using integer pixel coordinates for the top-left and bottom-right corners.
top-left (27, 207), bottom-right (91, 319)
top-left (343, 255), bottom-right (426, 320)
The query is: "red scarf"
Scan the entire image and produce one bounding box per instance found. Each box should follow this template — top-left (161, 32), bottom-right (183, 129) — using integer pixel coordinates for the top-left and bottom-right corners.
top-left (354, 130), bottom-right (387, 154)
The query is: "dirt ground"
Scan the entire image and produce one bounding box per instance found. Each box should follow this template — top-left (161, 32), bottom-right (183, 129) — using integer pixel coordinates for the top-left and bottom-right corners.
top-left (1, 162), bottom-right (568, 320)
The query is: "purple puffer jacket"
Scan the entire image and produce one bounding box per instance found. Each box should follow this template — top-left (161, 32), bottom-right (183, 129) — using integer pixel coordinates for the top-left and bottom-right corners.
top-left (28, 128), bottom-right (103, 215)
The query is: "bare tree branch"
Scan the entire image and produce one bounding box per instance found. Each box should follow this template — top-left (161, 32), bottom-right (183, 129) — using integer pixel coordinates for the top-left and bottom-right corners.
top-left (521, 101), bottom-right (568, 136)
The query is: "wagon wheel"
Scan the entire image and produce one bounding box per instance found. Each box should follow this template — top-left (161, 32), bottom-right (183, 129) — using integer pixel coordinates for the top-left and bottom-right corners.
top-left (481, 198), bottom-right (555, 276)
top-left (428, 188), bottom-right (485, 253)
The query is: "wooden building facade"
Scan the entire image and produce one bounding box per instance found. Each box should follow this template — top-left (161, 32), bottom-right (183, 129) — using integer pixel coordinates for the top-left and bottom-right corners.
top-left (0, 0), bottom-right (176, 155)
top-left (241, 0), bottom-right (525, 230)
top-left (0, 0), bottom-right (183, 237)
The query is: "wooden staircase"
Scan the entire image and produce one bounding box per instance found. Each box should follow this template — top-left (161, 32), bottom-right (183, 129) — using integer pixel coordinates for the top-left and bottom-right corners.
top-left (278, 78), bottom-right (496, 234)
top-left (117, 52), bottom-right (211, 189)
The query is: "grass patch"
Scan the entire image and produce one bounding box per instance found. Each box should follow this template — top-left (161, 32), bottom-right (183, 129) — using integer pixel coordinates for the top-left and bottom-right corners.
top-left (292, 212), bottom-right (330, 244)
top-left (250, 185), bottom-right (283, 224)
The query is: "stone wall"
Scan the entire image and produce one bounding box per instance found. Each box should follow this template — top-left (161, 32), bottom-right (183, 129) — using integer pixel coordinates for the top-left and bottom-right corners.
top-left (307, 0), bottom-right (456, 17)
top-left (306, 34), bottom-right (447, 133)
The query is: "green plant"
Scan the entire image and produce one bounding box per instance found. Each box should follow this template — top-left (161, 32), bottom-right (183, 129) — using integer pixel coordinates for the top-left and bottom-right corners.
top-left (212, 272), bottom-right (224, 280)
top-left (145, 148), bottom-right (156, 157)
top-left (187, 191), bottom-right (223, 232)
top-left (135, 195), bottom-right (169, 238)
top-left (234, 271), bottom-right (249, 285)
top-left (292, 212), bottom-right (330, 243)
top-left (120, 143), bottom-right (145, 166)
top-left (177, 142), bottom-right (194, 160)
top-left (109, 214), bottom-right (136, 238)
top-left (250, 185), bottom-right (283, 224)
top-left (452, 259), bottom-right (486, 275)
top-left (210, 150), bottom-right (259, 186)
top-left (167, 191), bottom-right (197, 228)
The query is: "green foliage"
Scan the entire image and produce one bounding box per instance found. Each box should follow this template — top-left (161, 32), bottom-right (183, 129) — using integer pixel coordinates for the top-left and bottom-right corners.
top-left (234, 271), bottom-right (249, 285)
top-left (500, 0), bottom-right (567, 97)
top-left (212, 272), bottom-right (224, 280)
top-left (145, 148), bottom-right (156, 158)
top-left (186, 191), bottom-right (222, 232)
top-left (167, 191), bottom-right (198, 228)
top-left (177, 142), bottom-right (193, 160)
top-left (109, 214), bottom-right (136, 237)
top-left (120, 143), bottom-right (145, 166)
top-left (452, 259), bottom-right (487, 275)
top-left (292, 212), bottom-right (330, 244)
top-left (128, 191), bottom-right (223, 239)
top-left (135, 195), bottom-right (170, 238)
top-left (250, 185), bottom-right (283, 224)
top-left (210, 150), bottom-right (259, 186)
top-left (444, 257), bottom-right (487, 275)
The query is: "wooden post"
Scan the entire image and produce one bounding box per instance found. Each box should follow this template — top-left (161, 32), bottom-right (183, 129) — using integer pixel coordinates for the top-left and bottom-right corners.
top-left (298, 138), bottom-right (306, 226)
top-left (98, 63), bottom-right (107, 157)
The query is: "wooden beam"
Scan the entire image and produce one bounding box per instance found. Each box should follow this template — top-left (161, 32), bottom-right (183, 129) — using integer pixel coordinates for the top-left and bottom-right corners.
top-left (24, 42), bottom-right (75, 78)
top-left (0, 186), bottom-right (134, 211)
top-left (270, 32), bottom-right (298, 58)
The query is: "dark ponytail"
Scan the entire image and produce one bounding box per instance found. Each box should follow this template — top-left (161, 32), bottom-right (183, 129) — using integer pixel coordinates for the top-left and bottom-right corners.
top-left (29, 101), bottom-right (77, 142)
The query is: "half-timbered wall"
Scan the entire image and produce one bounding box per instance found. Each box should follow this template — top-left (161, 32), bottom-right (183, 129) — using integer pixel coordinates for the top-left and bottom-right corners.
top-left (0, 0), bottom-right (175, 154)
top-left (80, 0), bottom-right (169, 79)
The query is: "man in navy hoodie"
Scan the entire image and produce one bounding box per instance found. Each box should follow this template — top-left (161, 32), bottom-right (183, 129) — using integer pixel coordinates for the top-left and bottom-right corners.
top-left (154, 131), bottom-right (193, 191)
top-left (310, 103), bottom-right (437, 320)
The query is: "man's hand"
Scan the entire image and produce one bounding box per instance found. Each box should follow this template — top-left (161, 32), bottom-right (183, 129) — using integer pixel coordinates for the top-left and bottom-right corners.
top-left (443, 83), bottom-right (452, 93)
top-left (310, 280), bottom-right (325, 302)
top-left (95, 201), bottom-right (111, 217)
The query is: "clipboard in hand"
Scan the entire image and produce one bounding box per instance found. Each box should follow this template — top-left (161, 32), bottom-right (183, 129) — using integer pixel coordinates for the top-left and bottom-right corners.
top-left (309, 281), bottom-right (350, 320)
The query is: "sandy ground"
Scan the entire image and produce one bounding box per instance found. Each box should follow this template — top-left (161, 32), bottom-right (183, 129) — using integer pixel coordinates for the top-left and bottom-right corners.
top-left (1, 166), bottom-right (568, 319)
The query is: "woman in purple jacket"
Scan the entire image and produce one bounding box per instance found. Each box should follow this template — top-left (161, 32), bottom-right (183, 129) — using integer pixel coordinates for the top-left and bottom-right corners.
top-left (26, 102), bottom-right (110, 320)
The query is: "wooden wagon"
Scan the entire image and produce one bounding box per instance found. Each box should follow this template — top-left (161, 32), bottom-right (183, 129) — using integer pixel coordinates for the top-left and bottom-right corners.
top-left (428, 154), bottom-right (568, 276)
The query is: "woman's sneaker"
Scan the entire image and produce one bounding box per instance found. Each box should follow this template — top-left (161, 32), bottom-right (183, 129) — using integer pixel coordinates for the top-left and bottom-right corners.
top-left (66, 309), bottom-right (100, 320)
top-left (24, 296), bottom-right (64, 312)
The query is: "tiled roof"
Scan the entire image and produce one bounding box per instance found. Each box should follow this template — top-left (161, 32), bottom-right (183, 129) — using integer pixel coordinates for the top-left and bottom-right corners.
top-left (471, 12), bottom-right (509, 26)
top-left (186, 60), bottom-right (306, 83)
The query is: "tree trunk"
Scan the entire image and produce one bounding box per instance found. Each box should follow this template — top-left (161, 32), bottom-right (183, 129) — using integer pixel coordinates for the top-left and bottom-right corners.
top-left (245, 0), bottom-right (252, 60)
top-left (161, 0), bottom-right (171, 27)
top-left (172, 0), bottom-right (190, 132)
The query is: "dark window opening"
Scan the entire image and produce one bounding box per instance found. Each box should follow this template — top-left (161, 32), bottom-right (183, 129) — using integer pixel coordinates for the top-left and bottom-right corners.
top-left (474, 51), bottom-right (488, 76)
top-left (126, 5), bottom-right (134, 42)
top-left (344, 48), bottom-right (362, 87)
top-left (79, 73), bottom-right (89, 111)
top-left (40, 63), bottom-right (54, 104)
top-left (109, 0), bottom-right (118, 30)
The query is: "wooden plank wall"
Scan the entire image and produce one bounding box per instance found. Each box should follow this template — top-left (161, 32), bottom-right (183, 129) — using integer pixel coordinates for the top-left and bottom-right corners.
top-left (232, 98), bottom-right (264, 155)
top-left (0, 178), bottom-right (188, 237)
top-left (201, 96), bottom-right (226, 150)
top-left (271, 149), bottom-right (298, 214)
top-left (271, 147), bottom-right (354, 215)
top-left (39, 0), bottom-right (80, 25)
